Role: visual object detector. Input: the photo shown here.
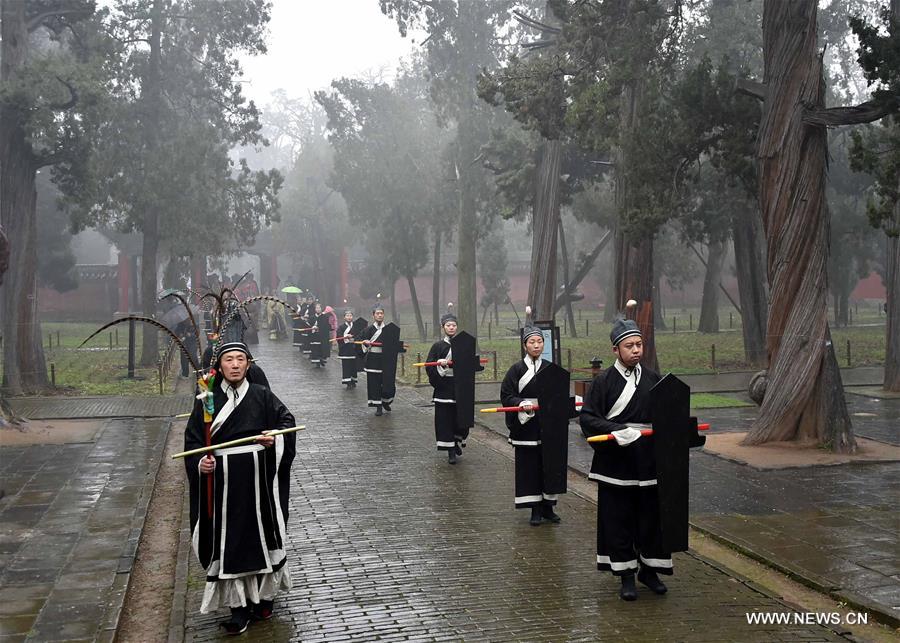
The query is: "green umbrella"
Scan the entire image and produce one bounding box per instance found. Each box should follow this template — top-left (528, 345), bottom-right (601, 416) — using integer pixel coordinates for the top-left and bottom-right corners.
top-left (281, 286), bottom-right (302, 294)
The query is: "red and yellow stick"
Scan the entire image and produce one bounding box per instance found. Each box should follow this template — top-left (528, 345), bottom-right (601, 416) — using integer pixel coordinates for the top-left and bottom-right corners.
top-left (480, 402), bottom-right (583, 413)
top-left (413, 358), bottom-right (489, 367)
top-left (586, 424), bottom-right (710, 443)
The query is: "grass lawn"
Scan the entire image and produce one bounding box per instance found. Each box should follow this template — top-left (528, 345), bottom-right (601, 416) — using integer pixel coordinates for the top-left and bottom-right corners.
top-left (2, 322), bottom-right (177, 396)
top-left (396, 323), bottom-right (886, 385)
top-left (689, 393), bottom-right (754, 409)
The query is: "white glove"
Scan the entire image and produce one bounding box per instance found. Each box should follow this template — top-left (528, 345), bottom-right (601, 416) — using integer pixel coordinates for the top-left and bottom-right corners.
top-left (520, 400), bottom-right (535, 412)
top-left (437, 358), bottom-right (449, 367)
top-left (611, 427), bottom-right (642, 446)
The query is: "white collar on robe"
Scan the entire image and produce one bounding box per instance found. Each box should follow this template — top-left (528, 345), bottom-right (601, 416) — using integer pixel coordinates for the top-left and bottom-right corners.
top-left (607, 360), bottom-right (641, 420)
top-left (210, 377), bottom-right (250, 437)
top-left (614, 359), bottom-right (641, 385)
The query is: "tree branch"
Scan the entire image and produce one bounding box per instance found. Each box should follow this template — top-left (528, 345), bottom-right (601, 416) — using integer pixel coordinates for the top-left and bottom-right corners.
top-left (47, 76), bottom-right (78, 111)
top-left (735, 78), bottom-right (767, 101)
top-left (804, 99), bottom-right (900, 127)
top-left (26, 8), bottom-right (90, 33)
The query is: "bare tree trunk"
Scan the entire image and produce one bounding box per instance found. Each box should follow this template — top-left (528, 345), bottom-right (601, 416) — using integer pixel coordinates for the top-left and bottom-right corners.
top-left (733, 208), bottom-right (768, 365)
top-left (552, 230), bottom-right (611, 315)
top-left (432, 228), bottom-right (441, 338)
top-left (527, 139), bottom-right (562, 321)
top-left (613, 74), bottom-right (658, 370)
top-left (407, 274), bottom-right (426, 341)
top-left (603, 256), bottom-right (617, 323)
top-left (886, 232), bottom-right (900, 391)
top-left (557, 218), bottom-right (577, 337)
top-left (389, 278), bottom-right (398, 323)
top-left (744, 0), bottom-right (854, 451)
top-left (833, 289), bottom-right (850, 327)
top-left (698, 240), bottom-right (725, 333)
top-left (139, 0), bottom-right (164, 366)
top-left (1, 0), bottom-right (49, 394)
top-left (0, 223), bottom-right (8, 285)
top-left (615, 232), bottom-right (658, 371)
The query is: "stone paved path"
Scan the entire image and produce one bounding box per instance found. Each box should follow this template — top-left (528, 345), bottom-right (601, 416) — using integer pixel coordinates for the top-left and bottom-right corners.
top-left (8, 395), bottom-right (190, 420)
top-left (180, 338), bottom-right (847, 641)
top-left (0, 418), bottom-right (169, 642)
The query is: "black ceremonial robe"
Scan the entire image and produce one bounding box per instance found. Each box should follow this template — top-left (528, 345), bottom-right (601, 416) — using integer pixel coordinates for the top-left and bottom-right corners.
top-left (336, 322), bottom-right (359, 384)
top-left (425, 338), bottom-right (466, 451)
top-left (500, 357), bottom-right (565, 509)
top-left (358, 322), bottom-right (393, 407)
top-left (308, 315), bottom-right (330, 366)
top-left (579, 362), bottom-right (672, 576)
top-left (185, 378), bottom-right (296, 612)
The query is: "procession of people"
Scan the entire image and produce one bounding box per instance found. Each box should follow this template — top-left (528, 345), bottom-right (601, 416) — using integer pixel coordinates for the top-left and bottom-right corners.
top-left (145, 279), bottom-right (706, 635)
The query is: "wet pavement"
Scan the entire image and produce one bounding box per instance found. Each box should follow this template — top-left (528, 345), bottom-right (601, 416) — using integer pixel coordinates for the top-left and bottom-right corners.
top-left (176, 337), bottom-right (852, 641)
top-left (1, 335), bottom-right (893, 641)
top-left (0, 416), bottom-right (170, 642)
top-left (472, 382), bottom-right (900, 627)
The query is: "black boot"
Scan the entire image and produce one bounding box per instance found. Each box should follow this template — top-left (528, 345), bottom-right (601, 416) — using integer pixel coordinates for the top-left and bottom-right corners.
top-left (529, 506), bottom-right (543, 526)
top-left (374, 405), bottom-right (383, 416)
top-left (221, 606), bottom-right (251, 635)
top-left (448, 449), bottom-right (457, 465)
top-left (382, 401), bottom-right (392, 413)
top-left (540, 500), bottom-right (561, 523)
top-left (250, 599), bottom-right (274, 621)
top-left (454, 443), bottom-right (463, 456)
top-left (638, 567), bottom-right (668, 595)
top-left (619, 574), bottom-right (638, 601)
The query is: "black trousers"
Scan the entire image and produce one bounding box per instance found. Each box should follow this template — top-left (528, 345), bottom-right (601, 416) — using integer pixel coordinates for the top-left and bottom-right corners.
top-left (434, 403), bottom-right (468, 451)
top-left (595, 483), bottom-right (672, 576)
top-left (339, 357), bottom-right (357, 383)
top-left (513, 446), bottom-right (557, 509)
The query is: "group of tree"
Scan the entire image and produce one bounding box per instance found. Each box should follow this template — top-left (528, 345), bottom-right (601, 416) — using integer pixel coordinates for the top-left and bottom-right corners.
top-left (352, 0), bottom-right (897, 451)
top-left (1, 0), bottom-right (282, 395)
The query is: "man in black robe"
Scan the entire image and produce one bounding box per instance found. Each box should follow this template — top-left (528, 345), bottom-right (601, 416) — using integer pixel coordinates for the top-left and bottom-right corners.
top-left (308, 302), bottom-right (328, 367)
top-left (336, 309), bottom-right (360, 388)
top-left (425, 313), bottom-right (467, 464)
top-left (184, 341), bottom-right (296, 633)
top-left (499, 326), bottom-right (565, 526)
top-left (358, 304), bottom-right (394, 416)
top-left (579, 319), bottom-right (670, 601)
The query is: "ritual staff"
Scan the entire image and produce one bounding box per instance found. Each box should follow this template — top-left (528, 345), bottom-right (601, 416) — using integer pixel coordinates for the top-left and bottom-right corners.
top-left (579, 319), bottom-right (670, 601)
top-left (184, 341), bottom-right (296, 633)
top-left (425, 313), bottom-right (468, 464)
top-left (358, 304), bottom-right (396, 416)
top-left (499, 326), bottom-right (564, 526)
top-left (336, 309), bottom-right (360, 388)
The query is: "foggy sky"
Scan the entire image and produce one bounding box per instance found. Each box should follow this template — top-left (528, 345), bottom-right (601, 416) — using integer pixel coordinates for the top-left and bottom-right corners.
top-left (238, 0), bottom-right (420, 106)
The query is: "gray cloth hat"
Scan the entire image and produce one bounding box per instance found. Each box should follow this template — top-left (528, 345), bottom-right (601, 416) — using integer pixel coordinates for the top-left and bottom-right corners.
top-left (610, 318), bottom-right (642, 346)
top-left (440, 313), bottom-right (458, 326)
top-left (521, 325), bottom-right (543, 342)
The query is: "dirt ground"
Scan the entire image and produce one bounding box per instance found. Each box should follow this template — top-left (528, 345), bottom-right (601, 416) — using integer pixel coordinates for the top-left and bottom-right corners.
top-left (0, 419), bottom-right (103, 446)
top-left (703, 432), bottom-right (900, 468)
top-left (116, 422), bottom-right (185, 642)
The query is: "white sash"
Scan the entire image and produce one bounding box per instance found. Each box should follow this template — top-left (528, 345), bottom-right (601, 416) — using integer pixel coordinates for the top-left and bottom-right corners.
top-left (517, 357), bottom-right (541, 425)
top-left (210, 378), bottom-right (249, 437)
top-left (606, 362), bottom-right (641, 420)
top-left (342, 324), bottom-right (353, 338)
top-left (437, 338), bottom-right (453, 377)
top-left (364, 323), bottom-right (384, 354)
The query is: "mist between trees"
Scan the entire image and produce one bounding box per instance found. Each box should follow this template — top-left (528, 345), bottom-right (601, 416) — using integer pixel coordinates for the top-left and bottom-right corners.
top-left (1, 0), bottom-right (898, 452)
